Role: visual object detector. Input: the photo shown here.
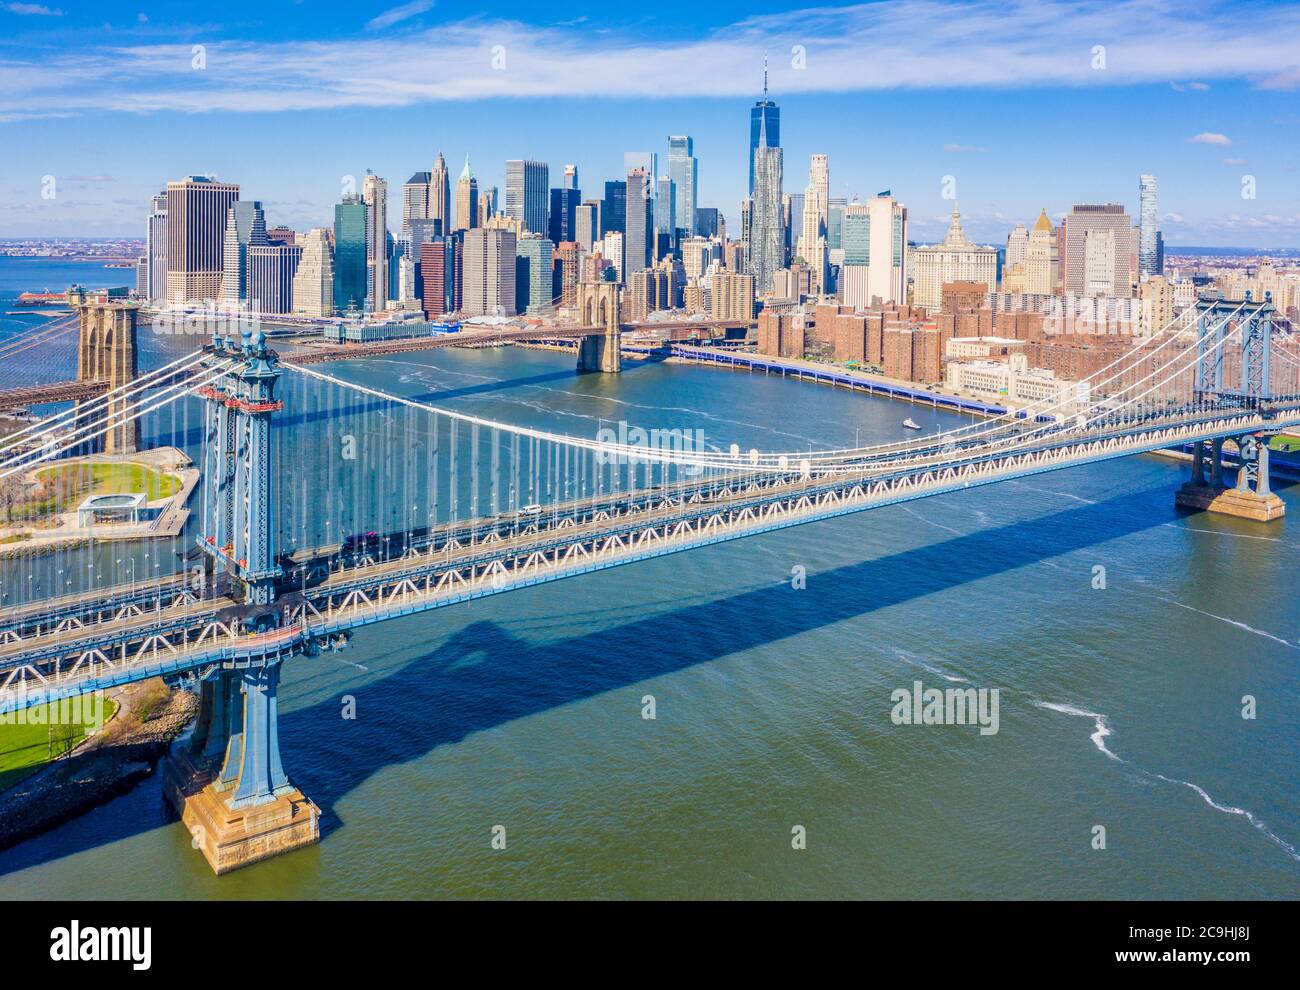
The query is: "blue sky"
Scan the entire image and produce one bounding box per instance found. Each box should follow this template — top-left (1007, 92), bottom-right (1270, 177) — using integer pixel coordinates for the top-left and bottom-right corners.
top-left (2, 0), bottom-right (1299, 246)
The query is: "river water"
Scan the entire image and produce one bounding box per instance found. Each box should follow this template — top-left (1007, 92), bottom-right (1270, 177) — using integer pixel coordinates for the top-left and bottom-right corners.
top-left (0, 259), bottom-right (1296, 898)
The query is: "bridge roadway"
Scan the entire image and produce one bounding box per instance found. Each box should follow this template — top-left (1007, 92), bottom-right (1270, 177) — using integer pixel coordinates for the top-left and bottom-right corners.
top-left (0, 318), bottom-right (755, 403)
top-left (281, 318), bottom-right (753, 366)
top-left (0, 379), bottom-right (109, 407)
top-left (285, 324), bottom-right (603, 365)
top-left (1, 400), bottom-right (1293, 711)
top-left (0, 325), bottom-right (603, 406)
top-left (0, 384), bottom-right (1051, 637)
top-left (0, 572), bottom-right (190, 633)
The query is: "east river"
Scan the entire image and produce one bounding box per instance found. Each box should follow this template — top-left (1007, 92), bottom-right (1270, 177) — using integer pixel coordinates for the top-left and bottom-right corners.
top-left (0, 259), bottom-right (1296, 898)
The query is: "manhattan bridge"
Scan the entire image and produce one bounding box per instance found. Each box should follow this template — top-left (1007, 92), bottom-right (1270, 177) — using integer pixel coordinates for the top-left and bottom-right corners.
top-left (0, 286), bottom-right (1293, 871)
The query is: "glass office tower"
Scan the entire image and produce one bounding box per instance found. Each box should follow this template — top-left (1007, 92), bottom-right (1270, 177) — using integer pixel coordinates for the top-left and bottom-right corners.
top-left (333, 195), bottom-right (368, 314)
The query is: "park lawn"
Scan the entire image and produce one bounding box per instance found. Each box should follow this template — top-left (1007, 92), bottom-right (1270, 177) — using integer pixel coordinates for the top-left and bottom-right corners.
top-left (0, 696), bottom-right (118, 792)
top-left (37, 462), bottom-right (180, 500)
top-left (5, 462), bottom-right (181, 523)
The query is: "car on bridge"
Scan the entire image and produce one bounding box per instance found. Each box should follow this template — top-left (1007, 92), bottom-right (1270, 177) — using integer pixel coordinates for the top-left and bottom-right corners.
top-left (341, 530), bottom-right (381, 553)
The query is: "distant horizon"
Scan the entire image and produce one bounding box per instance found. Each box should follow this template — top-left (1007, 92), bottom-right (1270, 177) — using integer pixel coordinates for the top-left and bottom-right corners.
top-left (3, 238), bottom-right (1299, 257)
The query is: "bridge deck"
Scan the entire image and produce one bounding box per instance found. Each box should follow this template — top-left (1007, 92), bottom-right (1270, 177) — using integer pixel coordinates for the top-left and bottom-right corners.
top-left (1, 403), bottom-right (1291, 710)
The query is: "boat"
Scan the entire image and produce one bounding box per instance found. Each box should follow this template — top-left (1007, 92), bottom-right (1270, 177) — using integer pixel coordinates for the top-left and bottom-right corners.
top-left (903, 418), bottom-right (922, 430)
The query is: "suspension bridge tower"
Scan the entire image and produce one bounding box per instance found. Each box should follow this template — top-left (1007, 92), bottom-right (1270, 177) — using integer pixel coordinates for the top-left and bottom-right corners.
top-left (68, 286), bottom-right (140, 454)
top-left (165, 327), bottom-right (320, 874)
top-left (576, 280), bottom-right (622, 373)
top-left (1176, 292), bottom-right (1285, 522)
top-left (196, 328), bottom-right (284, 605)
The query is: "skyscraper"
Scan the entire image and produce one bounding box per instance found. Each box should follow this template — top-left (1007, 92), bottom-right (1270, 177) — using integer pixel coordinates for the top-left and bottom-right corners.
top-left (462, 228), bottom-right (516, 316)
top-left (602, 231), bottom-right (624, 282)
top-left (1139, 174), bottom-right (1159, 278)
top-left (402, 172), bottom-right (431, 237)
top-left (1062, 203), bottom-right (1132, 297)
top-left (865, 192), bottom-right (907, 305)
top-left (430, 152), bottom-right (451, 234)
top-left (785, 192), bottom-right (804, 263)
top-left (624, 168), bottom-right (654, 277)
top-left (797, 173), bottom-right (827, 292)
top-left (362, 172), bottom-right (388, 312)
top-left (748, 58), bottom-right (780, 196)
top-left (505, 160), bottom-right (549, 235)
top-left (748, 110), bottom-right (784, 295)
top-left (839, 193), bottom-right (907, 308)
top-left (220, 200), bottom-right (268, 304)
top-left (146, 192), bottom-right (167, 302)
top-left (455, 156), bottom-right (478, 233)
top-left (247, 241), bottom-right (302, 316)
top-left (668, 135), bottom-right (698, 237)
top-left (1025, 208), bottom-right (1058, 295)
top-left (561, 164), bottom-right (579, 191)
top-left (333, 195), bottom-right (368, 315)
top-left (419, 237), bottom-right (458, 317)
top-left (1006, 223), bottom-right (1029, 267)
top-left (655, 175), bottom-right (676, 243)
top-left (839, 201), bottom-right (871, 308)
top-left (575, 202), bottom-right (600, 252)
top-left (695, 207), bottom-right (720, 239)
top-left (810, 154), bottom-right (829, 229)
top-left (515, 233), bottom-right (554, 315)
top-left (292, 228), bottom-right (334, 317)
top-left (549, 186), bottom-right (580, 245)
top-left (602, 180), bottom-right (626, 236)
top-left (164, 175), bottom-right (239, 304)
top-left (553, 241), bottom-right (581, 309)
top-left (826, 198), bottom-right (846, 251)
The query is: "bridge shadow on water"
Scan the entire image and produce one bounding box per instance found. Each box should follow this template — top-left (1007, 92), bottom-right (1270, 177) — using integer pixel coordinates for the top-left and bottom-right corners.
top-left (0, 484), bottom-right (1204, 875)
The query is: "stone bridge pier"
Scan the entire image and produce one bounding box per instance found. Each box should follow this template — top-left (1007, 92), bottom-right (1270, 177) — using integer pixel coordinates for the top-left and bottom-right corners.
top-left (575, 281), bottom-right (621, 374)
top-left (164, 654), bottom-right (320, 874)
top-left (1176, 434), bottom-right (1285, 522)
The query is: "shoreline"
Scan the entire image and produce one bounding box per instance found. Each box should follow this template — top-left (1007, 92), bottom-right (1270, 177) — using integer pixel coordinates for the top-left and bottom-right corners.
top-left (0, 680), bottom-right (197, 854)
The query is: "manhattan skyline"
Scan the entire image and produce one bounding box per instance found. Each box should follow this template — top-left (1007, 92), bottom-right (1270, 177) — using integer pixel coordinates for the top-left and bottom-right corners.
top-left (1, 0), bottom-right (1299, 246)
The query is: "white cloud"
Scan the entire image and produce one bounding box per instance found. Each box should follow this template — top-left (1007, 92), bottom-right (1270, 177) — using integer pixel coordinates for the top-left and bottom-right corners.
top-left (1188, 132), bottom-right (1232, 146)
top-left (1223, 157), bottom-right (1247, 166)
top-left (943, 143), bottom-right (986, 153)
top-left (0, 1), bottom-right (1298, 116)
top-left (366, 0), bottom-right (435, 32)
top-left (3, 2), bottom-right (62, 13)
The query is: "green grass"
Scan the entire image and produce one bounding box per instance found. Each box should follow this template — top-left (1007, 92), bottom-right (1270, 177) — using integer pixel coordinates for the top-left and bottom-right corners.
top-left (36, 462), bottom-right (179, 500)
top-left (3, 462), bottom-right (179, 524)
top-left (0, 695), bottom-right (118, 792)
top-left (1269, 436), bottom-right (1300, 453)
